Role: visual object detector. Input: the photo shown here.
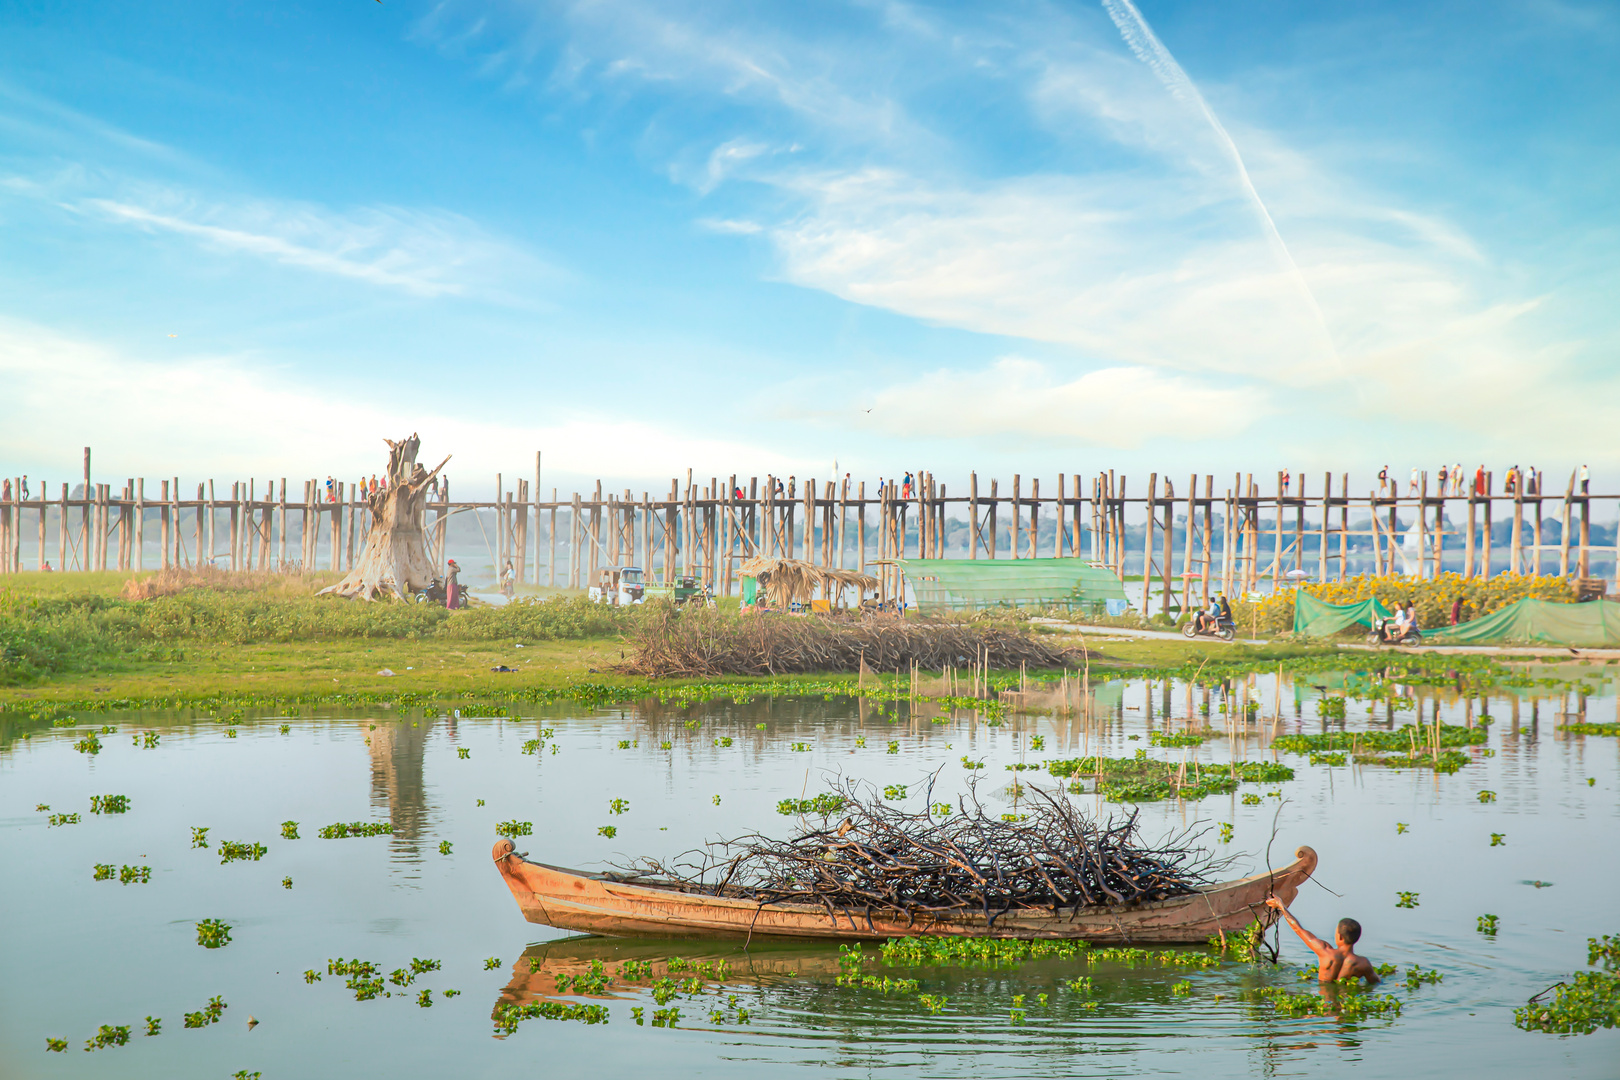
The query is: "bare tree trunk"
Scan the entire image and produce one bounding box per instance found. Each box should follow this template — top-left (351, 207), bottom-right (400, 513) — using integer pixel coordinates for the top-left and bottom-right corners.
top-left (318, 434), bottom-right (450, 601)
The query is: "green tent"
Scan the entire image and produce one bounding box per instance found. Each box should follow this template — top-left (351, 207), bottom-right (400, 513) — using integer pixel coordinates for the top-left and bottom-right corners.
top-left (1293, 594), bottom-right (1392, 638)
top-left (1425, 599), bottom-right (1620, 648)
top-left (897, 558), bottom-right (1127, 613)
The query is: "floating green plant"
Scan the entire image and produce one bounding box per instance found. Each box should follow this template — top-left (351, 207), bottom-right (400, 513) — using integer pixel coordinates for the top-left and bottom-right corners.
top-left (93, 863), bottom-right (114, 881)
top-left (182, 995), bottom-right (228, 1027)
top-left (218, 841), bottom-right (268, 864)
top-left (35, 803), bottom-right (48, 812)
top-left (196, 919), bottom-right (232, 948)
top-left (609, 798), bottom-right (629, 815)
top-left (1310, 751), bottom-right (1347, 766)
top-left (882, 784), bottom-right (907, 801)
top-left (412, 957), bottom-right (442, 975)
top-left (1405, 965), bottom-right (1443, 989)
top-left (438, 841), bottom-right (452, 855)
top-left (47, 812), bottom-right (81, 826)
top-left (119, 864), bottom-right (152, 885)
top-left (1066, 976), bottom-right (1094, 993)
top-left (886, 741), bottom-right (899, 754)
top-left (712, 795), bottom-right (722, 805)
top-left (617, 739), bottom-right (632, 749)
top-left (598, 825), bottom-right (618, 838)
top-left (1515, 969), bottom-right (1620, 1034)
top-left (1172, 980), bottom-right (1192, 995)
top-left (790, 742), bottom-right (810, 752)
top-left (1477, 914), bottom-right (1499, 935)
top-left (882, 936), bottom-right (1090, 967)
top-left (279, 724), bottom-right (290, 734)
top-left (231, 1072), bottom-right (261, 1080)
top-left (389, 967), bottom-right (414, 988)
top-left (320, 821), bottom-right (394, 839)
top-left (620, 959), bottom-right (652, 980)
top-left (45, 1038), bottom-right (67, 1053)
top-left (328, 958), bottom-right (384, 1000)
top-left (1149, 731), bottom-right (1204, 747)
top-left (492, 1000), bottom-right (609, 1033)
top-left (1316, 696), bottom-right (1347, 720)
top-left (417, 989), bottom-right (432, 1007)
top-left (1491, 832), bottom-right (1506, 846)
top-left (304, 970), bottom-right (321, 983)
top-left (1257, 984), bottom-right (1402, 1020)
top-left (659, 741), bottom-right (672, 750)
top-left (1218, 822), bottom-right (1233, 843)
top-left (1396, 822), bottom-right (1409, 834)
top-left (280, 821), bottom-right (300, 840)
top-left (961, 756), bottom-right (984, 769)
top-left (456, 747), bottom-right (470, 759)
top-left (143, 1016), bottom-right (160, 1036)
top-left (1478, 790), bottom-right (1497, 803)
top-left (1395, 891), bottom-right (1420, 909)
top-left (1558, 721), bottom-right (1620, 736)
top-left (83, 1024), bottom-right (131, 1050)
top-left (483, 956), bottom-right (501, 971)
top-left (776, 793), bottom-right (846, 816)
top-left (929, 802), bottom-right (953, 817)
top-left (89, 794), bottom-right (130, 815)
top-left (917, 994), bottom-right (948, 1014)
top-left (226, 728), bottom-right (237, 738)
top-left (443, 989), bottom-right (461, 998)
top-left (854, 736), bottom-right (866, 748)
top-left (74, 732), bottom-right (102, 754)
top-left (1241, 793), bottom-right (1261, 806)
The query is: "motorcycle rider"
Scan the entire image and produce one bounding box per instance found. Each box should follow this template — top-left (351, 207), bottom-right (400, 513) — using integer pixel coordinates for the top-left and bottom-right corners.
top-left (1194, 592), bottom-right (1231, 635)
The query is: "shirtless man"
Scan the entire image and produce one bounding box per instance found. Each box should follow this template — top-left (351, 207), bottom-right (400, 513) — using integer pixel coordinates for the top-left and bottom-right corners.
top-left (1265, 897), bottom-right (1380, 984)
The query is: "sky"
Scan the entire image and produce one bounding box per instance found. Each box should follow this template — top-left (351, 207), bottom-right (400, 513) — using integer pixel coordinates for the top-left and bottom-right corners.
top-left (1, 0), bottom-right (1616, 497)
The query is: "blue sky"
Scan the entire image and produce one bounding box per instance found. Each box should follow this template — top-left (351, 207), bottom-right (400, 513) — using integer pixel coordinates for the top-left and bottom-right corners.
top-left (1, 0), bottom-right (1616, 495)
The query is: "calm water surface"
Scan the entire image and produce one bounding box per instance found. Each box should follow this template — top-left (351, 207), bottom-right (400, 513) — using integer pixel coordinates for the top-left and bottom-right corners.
top-left (2, 671), bottom-right (1616, 1078)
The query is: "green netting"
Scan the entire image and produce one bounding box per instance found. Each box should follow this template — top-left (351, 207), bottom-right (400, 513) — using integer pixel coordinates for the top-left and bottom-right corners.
top-left (898, 558), bottom-right (1127, 613)
top-left (1424, 599), bottom-right (1620, 647)
top-left (1293, 594), bottom-right (1391, 638)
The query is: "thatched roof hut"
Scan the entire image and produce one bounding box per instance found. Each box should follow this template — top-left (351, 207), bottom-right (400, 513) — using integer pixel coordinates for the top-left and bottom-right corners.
top-left (738, 556), bottom-right (878, 609)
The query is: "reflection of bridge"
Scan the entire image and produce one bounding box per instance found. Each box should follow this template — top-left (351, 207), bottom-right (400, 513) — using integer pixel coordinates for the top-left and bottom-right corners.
top-left (366, 719), bottom-right (435, 852)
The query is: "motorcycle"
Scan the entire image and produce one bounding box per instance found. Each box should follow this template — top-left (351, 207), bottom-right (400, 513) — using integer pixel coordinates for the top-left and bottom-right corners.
top-left (1183, 613), bottom-right (1237, 642)
top-left (1367, 616), bottom-right (1421, 646)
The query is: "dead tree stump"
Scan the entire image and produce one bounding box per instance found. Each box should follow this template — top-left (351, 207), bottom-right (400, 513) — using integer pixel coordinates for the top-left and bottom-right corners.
top-left (318, 434), bottom-right (449, 601)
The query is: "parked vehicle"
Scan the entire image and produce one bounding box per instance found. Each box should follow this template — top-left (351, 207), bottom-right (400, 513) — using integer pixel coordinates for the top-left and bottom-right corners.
top-left (589, 566), bottom-right (647, 606)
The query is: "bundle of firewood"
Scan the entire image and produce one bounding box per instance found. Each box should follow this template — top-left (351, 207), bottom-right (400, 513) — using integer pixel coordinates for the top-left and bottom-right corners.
top-left (616, 604), bottom-right (1083, 677)
top-left (609, 782), bottom-right (1214, 924)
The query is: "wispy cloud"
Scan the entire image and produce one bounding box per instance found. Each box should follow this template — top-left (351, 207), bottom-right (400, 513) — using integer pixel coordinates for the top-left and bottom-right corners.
top-left (856, 356), bottom-right (1265, 449)
top-left (82, 199), bottom-right (488, 297)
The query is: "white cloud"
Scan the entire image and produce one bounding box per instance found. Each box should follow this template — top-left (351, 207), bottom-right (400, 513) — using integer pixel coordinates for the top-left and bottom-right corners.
top-left (857, 356), bottom-right (1265, 449)
top-left (73, 192), bottom-right (549, 300)
top-left (0, 319), bottom-right (811, 492)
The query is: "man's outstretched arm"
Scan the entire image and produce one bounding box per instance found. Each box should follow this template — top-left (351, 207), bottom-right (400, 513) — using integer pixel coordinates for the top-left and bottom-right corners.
top-left (1264, 897), bottom-right (1333, 958)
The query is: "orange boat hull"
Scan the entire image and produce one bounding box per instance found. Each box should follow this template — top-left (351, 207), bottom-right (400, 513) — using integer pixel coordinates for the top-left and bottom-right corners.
top-left (492, 839), bottom-right (1317, 943)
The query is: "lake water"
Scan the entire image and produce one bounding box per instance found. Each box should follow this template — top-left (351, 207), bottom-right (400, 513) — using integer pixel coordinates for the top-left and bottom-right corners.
top-left (2, 670), bottom-right (1616, 1078)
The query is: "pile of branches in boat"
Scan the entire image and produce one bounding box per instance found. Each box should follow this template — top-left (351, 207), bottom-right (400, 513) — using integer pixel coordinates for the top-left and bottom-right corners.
top-left (615, 603), bottom-right (1085, 677)
top-left (607, 781), bottom-right (1219, 924)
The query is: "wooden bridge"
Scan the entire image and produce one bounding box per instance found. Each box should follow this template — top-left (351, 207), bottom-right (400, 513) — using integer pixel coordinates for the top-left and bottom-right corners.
top-left (2, 450), bottom-right (1612, 612)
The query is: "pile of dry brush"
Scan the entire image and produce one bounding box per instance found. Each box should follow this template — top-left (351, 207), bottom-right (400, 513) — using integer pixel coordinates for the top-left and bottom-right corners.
top-left (616, 603), bottom-right (1085, 677)
top-left (609, 781), bottom-right (1217, 926)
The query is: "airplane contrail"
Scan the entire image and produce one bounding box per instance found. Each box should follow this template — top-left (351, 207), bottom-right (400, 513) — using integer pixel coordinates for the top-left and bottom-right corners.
top-left (1101, 0), bottom-right (1340, 367)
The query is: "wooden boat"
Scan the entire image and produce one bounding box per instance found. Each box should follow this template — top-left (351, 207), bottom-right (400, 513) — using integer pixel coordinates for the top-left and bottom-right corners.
top-left (492, 839), bottom-right (1318, 943)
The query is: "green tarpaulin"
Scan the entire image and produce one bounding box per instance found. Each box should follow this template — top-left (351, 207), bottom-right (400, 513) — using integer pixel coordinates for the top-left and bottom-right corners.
top-left (1425, 599), bottom-right (1620, 647)
top-left (1293, 594), bottom-right (1391, 638)
top-left (898, 558), bottom-right (1127, 613)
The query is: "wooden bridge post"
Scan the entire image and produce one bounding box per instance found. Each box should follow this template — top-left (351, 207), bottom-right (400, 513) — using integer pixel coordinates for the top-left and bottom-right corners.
top-left (987, 478), bottom-right (998, 560)
top-left (1028, 476), bottom-right (1040, 559)
top-left (1559, 472), bottom-right (1573, 578)
top-left (1481, 473), bottom-right (1493, 578)
top-left (1143, 473), bottom-right (1157, 613)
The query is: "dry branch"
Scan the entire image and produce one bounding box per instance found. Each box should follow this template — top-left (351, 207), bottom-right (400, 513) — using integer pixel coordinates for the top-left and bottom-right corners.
top-left (616, 604), bottom-right (1084, 677)
top-left (609, 781), bottom-right (1217, 923)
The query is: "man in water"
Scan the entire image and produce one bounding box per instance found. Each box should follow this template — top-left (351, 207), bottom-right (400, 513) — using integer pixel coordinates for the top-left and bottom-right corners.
top-left (1265, 897), bottom-right (1380, 984)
